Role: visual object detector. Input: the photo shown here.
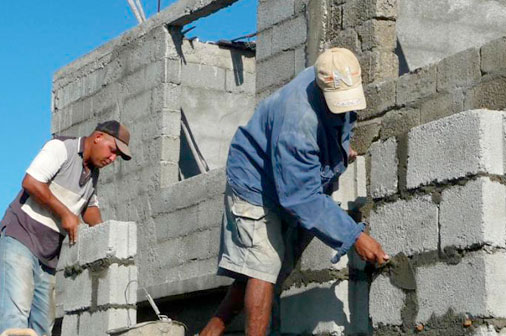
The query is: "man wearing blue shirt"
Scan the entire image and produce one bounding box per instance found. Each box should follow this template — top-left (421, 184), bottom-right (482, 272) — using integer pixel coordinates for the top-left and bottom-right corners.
top-left (201, 48), bottom-right (389, 336)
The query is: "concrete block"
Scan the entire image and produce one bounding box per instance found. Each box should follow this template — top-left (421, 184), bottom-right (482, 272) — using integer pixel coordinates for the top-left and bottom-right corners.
top-left (369, 195), bottom-right (438, 256)
top-left (380, 107), bottom-right (420, 139)
top-left (332, 156), bottom-right (367, 210)
top-left (58, 231), bottom-right (82, 270)
top-left (256, 28), bottom-right (273, 61)
top-left (160, 108), bottom-right (181, 137)
top-left (294, 46), bottom-right (306, 75)
top-left (122, 89), bottom-right (152, 121)
top-left (179, 228), bottom-right (221, 263)
top-left (78, 221), bottom-right (137, 266)
top-left (437, 47), bottom-right (481, 91)
top-left (343, 0), bottom-right (398, 28)
top-left (369, 137), bottom-right (398, 198)
top-left (280, 280), bottom-right (351, 335)
top-left (225, 69), bottom-right (256, 94)
top-left (108, 321), bottom-right (185, 336)
top-left (325, 2), bottom-right (343, 44)
top-left (440, 177), bottom-right (506, 249)
top-left (61, 314), bottom-right (79, 336)
top-left (407, 110), bottom-right (504, 189)
top-left (55, 271), bottom-right (67, 318)
top-left (165, 59), bottom-right (182, 84)
top-left (369, 274), bottom-right (405, 327)
top-left (359, 50), bottom-right (399, 84)
top-left (78, 309), bottom-right (136, 336)
top-left (359, 79), bottom-right (396, 121)
top-left (181, 63), bottom-right (226, 91)
top-left (257, 0), bottom-right (295, 31)
top-left (481, 36), bottom-right (506, 74)
top-left (163, 257), bottom-right (219, 284)
top-left (464, 76), bottom-right (506, 112)
top-left (300, 238), bottom-right (350, 272)
top-left (97, 264), bottom-right (138, 307)
top-left (64, 269), bottom-right (92, 312)
top-left (177, 39), bottom-right (255, 73)
top-left (351, 119), bottom-right (381, 155)
top-left (160, 135), bottom-right (179, 162)
top-left (152, 83), bottom-right (181, 112)
top-left (155, 205), bottom-right (199, 242)
top-left (357, 19), bottom-right (397, 51)
top-left (256, 50), bottom-right (295, 93)
top-left (272, 15), bottom-right (307, 54)
top-left (416, 251), bottom-right (506, 322)
top-left (155, 168), bottom-right (225, 214)
top-left (420, 89), bottom-right (464, 124)
top-left (473, 325), bottom-right (498, 336)
top-left (396, 65), bottom-right (437, 106)
top-left (326, 29), bottom-right (361, 56)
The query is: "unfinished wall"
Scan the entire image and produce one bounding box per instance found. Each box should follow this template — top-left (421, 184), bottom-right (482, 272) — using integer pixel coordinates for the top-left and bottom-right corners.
top-left (255, 0), bottom-right (399, 101)
top-left (56, 221), bottom-right (137, 336)
top-left (51, 0), bottom-right (255, 322)
top-left (51, 0), bottom-right (506, 334)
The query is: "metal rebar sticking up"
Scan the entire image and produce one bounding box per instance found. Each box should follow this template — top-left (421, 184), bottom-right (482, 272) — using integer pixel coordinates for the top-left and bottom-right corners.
top-left (126, 0), bottom-right (146, 24)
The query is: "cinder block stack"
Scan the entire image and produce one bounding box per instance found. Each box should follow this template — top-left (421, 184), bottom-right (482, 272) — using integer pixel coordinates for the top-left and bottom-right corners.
top-left (56, 220), bottom-right (137, 336)
top-left (368, 110), bottom-right (506, 333)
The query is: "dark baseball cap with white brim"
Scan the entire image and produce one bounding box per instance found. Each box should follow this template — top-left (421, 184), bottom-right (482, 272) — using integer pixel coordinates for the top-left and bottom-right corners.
top-left (95, 120), bottom-right (132, 160)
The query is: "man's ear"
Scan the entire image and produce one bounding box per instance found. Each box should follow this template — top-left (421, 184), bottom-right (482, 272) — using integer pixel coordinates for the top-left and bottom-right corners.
top-left (94, 132), bottom-right (104, 144)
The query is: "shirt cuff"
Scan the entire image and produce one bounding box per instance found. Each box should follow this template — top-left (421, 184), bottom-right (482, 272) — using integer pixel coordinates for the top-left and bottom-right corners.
top-left (331, 221), bottom-right (366, 264)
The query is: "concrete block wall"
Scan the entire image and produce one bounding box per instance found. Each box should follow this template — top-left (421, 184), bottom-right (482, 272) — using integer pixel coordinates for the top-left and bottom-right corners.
top-left (255, 0), bottom-right (400, 101)
top-left (367, 110), bottom-right (506, 334)
top-left (140, 168), bottom-right (231, 299)
top-left (52, 2), bottom-right (255, 327)
top-left (56, 220), bottom-right (137, 336)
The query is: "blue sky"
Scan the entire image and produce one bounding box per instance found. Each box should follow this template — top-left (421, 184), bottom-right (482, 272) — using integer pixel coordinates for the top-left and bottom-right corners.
top-left (0, 0), bottom-right (257, 215)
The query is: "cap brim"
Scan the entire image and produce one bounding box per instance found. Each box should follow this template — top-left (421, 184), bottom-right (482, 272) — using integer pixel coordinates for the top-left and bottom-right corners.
top-left (114, 138), bottom-right (132, 161)
top-left (323, 83), bottom-right (367, 114)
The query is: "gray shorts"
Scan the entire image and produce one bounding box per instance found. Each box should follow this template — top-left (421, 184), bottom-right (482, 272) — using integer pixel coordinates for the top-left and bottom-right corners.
top-left (217, 185), bottom-right (286, 284)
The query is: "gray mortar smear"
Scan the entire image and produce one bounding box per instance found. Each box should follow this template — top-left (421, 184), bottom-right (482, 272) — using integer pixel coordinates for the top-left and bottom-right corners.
top-left (371, 173), bottom-right (505, 211)
top-left (282, 268), bottom-right (349, 290)
top-left (64, 257), bottom-right (135, 277)
top-left (375, 309), bottom-right (474, 335)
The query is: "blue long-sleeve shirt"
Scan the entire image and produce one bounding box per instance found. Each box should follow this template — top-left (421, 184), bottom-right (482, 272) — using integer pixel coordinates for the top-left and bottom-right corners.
top-left (226, 67), bottom-right (364, 259)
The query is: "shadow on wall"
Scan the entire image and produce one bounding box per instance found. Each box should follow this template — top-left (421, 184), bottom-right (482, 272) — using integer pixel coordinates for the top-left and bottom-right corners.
top-left (281, 282), bottom-right (350, 334)
top-left (229, 48), bottom-right (245, 86)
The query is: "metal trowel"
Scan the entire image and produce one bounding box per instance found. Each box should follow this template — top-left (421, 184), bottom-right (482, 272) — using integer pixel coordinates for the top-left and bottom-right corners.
top-left (367, 252), bottom-right (417, 291)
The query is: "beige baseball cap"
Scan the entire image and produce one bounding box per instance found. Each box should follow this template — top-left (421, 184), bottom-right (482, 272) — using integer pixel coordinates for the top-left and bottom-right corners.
top-left (315, 48), bottom-right (366, 114)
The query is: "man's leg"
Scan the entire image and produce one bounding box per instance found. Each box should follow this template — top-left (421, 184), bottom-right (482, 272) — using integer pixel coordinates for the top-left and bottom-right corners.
top-left (28, 262), bottom-right (56, 336)
top-left (244, 278), bottom-right (274, 336)
top-left (200, 280), bottom-right (247, 336)
top-left (0, 234), bottom-right (35, 333)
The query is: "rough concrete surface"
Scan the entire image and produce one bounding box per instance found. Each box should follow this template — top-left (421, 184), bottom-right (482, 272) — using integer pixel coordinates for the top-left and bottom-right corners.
top-left (407, 110), bottom-right (504, 189)
top-left (416, 251), bottom-right (506, 323)
top-left (369, 137), bottom-right (398, 199)
top-left (332, 156), bottom-right (367, 210)
top-left (440, 177), bottom-right (506, 249)
top-left (280, 280), bottom-right (368, 335)
top-left (109, 321), bottom-right (185, 336)
top-left (370, 274), bottom-right (406, 327)
top-left (369, 194), bottom-right (438, 256)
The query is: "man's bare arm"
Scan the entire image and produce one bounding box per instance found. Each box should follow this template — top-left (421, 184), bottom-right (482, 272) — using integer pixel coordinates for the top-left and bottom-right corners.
top-left (82, 206), bottom-right (102, 226)
top-left (22, 174), bottom-right (80, 243)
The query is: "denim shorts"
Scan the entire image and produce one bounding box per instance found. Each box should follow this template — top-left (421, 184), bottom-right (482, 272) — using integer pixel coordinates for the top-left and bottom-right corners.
top-left (217, 185), bottom-right (285, 284)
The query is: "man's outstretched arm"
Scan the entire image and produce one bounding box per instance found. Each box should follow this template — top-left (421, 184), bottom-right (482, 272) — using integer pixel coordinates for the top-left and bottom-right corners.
top-left (271, 128), bottom-right (389, 265)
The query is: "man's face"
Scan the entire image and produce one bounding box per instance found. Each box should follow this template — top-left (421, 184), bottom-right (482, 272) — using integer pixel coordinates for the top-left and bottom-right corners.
top-left (89, 132), bottom-right (119, 168)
